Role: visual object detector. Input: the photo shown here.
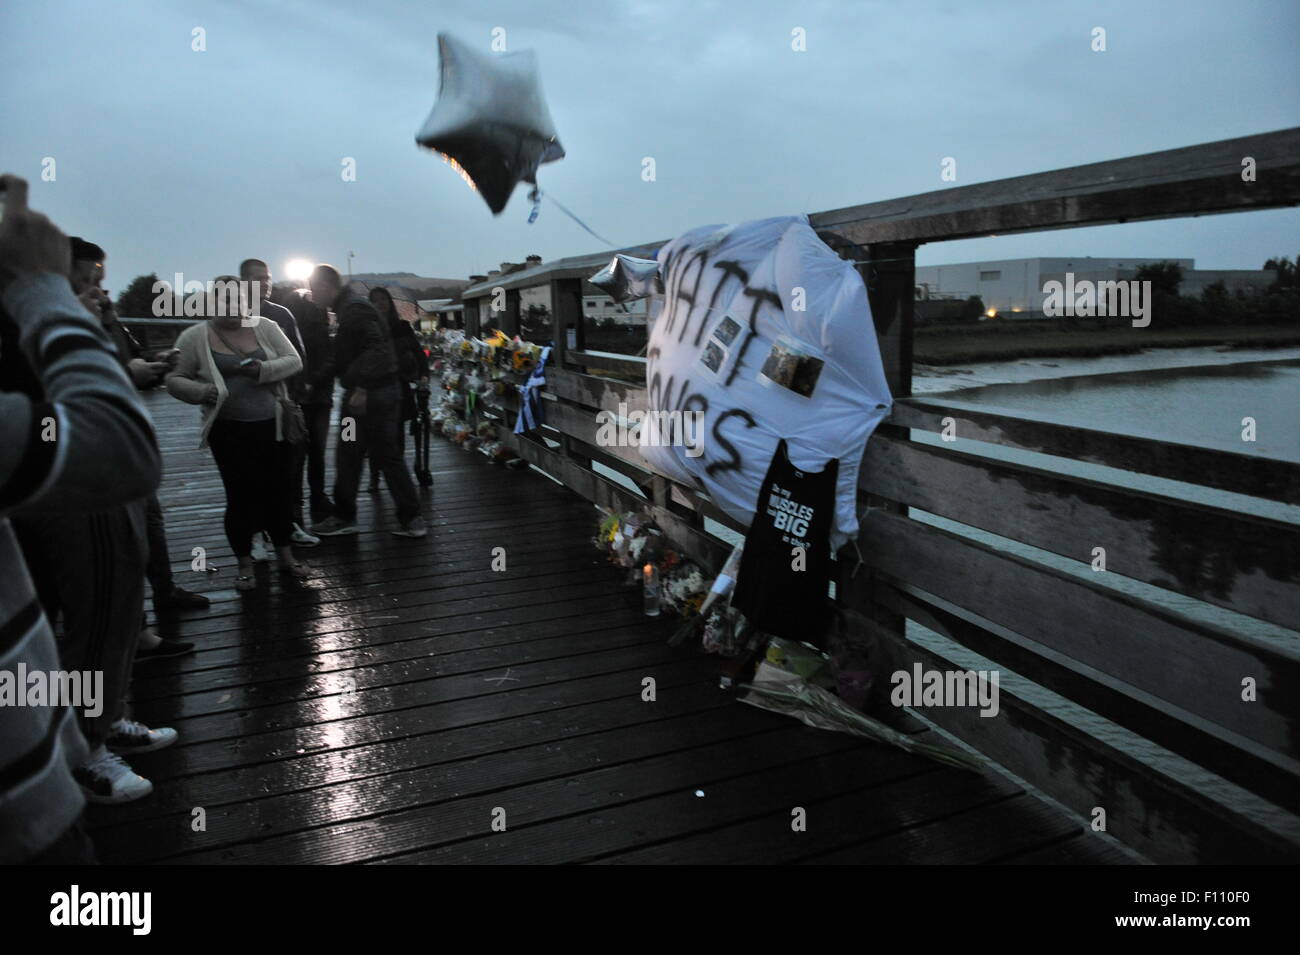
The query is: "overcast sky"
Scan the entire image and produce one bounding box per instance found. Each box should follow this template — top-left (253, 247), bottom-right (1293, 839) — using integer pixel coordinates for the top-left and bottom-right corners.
top-left (2, 0), bottom-right (1296, 294)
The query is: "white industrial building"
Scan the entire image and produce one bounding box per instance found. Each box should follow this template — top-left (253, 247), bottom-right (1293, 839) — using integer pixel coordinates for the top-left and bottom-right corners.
top-left (913, 257), bottom-right (1273, 318)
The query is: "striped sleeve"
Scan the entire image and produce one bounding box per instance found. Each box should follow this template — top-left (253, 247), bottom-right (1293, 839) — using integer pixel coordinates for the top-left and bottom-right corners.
top-left (0, 273), bottom-right (161, 515)
top-left (0, 522), bottom-right (89, 863)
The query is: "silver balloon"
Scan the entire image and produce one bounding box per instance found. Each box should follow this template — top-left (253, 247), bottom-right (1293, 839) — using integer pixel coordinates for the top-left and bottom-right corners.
top-left (416, 33), bottom-right (565, 215)
top-left (589, 254), bottom-right (663, 303)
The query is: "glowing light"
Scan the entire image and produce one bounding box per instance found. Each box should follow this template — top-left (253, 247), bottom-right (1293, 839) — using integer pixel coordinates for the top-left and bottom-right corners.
top-left (285, 259), bottom-right (314, 281)
top-left (985, 308), bottom-right (998, 318)
top-left (439, 152), bottom-right (480, 195)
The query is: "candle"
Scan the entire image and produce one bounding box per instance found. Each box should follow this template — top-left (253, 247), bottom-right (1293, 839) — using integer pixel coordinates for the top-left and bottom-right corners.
top-left (643, 563), bottom-right (661, 617)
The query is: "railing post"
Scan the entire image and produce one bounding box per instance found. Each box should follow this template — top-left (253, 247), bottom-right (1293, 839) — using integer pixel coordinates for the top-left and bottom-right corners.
top-left (546, 276), bottom-right (591, 471)
top-left (550, 277), bottom-right (584, 370)
top-left (836, 239), bottom-right (918, 671)
top-left (464, 297), bottom-right (481, 337)
top-left (504, 288), bottom-right (521, 337)
top-left (864, 240), bottom-right (917, 399)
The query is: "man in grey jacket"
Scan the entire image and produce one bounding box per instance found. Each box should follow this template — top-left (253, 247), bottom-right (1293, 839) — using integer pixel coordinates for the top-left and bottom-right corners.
top-left (0, 174), bottom-right (162, 861)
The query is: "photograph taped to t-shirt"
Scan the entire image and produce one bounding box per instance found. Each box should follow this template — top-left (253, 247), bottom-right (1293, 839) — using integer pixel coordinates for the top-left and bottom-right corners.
top-left (759, 335), bottom-right (824, 398)
top-left (713, 314), bottom-right (742, 346)
top-left (700, 339), bottom-right (726, 374)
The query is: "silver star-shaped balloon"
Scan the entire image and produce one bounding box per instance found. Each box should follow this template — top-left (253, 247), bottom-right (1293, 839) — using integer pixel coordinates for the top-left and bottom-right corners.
top-left (416, 33), bottom-right (565, 215)
top-left (590, 254), bottom-right (663, 303)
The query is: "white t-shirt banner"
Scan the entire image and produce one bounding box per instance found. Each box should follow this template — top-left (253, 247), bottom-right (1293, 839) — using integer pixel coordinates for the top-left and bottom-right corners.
top-left (640, 214), bottom-right (892, 549)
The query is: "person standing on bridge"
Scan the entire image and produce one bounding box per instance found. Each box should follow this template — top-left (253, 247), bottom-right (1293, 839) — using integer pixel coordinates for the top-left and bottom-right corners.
top-left (68, 239), bottom-right (210, 620)
top-left (239, 257), bottom-right (320, 549)
top-left (275, 280), bottom-right (336, 525)
top-left (0, 176), bottom-right (174, 816)
top-left (165, 276), bottom-right (307, 590)
top-left (364, 286), bottom-right (429, 491)
top-left (307, 265), bottom-right (426, 539)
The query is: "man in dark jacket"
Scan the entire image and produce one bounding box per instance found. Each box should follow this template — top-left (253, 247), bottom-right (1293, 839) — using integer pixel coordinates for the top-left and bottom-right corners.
top-left (240, 258), bottom-right (320, 545)
top-left (307, 265), bottom-right (425, 538)
top-left (70, 239), bottom-right (209, 613)
top-left (273, 283), bottom-right (335, 523)
top-left (292, 291), bottom-right (336, 523)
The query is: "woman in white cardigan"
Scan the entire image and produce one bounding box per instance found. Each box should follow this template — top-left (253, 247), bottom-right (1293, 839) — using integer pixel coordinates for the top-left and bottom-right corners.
top-left (166, 279), bottom-right (306, 590)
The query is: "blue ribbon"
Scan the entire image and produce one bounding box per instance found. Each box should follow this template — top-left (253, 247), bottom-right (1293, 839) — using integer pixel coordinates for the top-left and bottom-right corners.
top-left (525, 187), bottom-right (615, 247)
top-left (514, 346), bottom-right (551, 434)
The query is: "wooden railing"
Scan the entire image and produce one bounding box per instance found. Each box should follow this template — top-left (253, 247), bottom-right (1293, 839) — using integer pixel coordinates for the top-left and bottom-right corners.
top-left (457, 128), bottom-right (1300, 864)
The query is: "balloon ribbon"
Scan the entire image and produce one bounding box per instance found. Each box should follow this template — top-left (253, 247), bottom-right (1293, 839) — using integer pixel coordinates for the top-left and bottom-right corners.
top-left (527, 187), bottom-right (615, 247)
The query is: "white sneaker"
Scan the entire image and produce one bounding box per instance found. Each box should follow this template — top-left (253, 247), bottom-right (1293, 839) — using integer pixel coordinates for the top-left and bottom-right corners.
top-left (291, 523), bottom-right (321, 547)
top-left (73, 746), bottom-right (154, 805)
top-left (106, 718), bottom-right (178, 754)
top-left (250, 532), bottom-right (273, 562)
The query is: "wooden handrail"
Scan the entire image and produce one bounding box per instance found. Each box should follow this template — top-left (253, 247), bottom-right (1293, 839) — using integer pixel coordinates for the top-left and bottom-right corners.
top-left (446, 128), bottom-right (1300, 863)
top-left (463, 127), bottom-right (1300, 299)
top-left (812, 127), bottom-right (1300, 244)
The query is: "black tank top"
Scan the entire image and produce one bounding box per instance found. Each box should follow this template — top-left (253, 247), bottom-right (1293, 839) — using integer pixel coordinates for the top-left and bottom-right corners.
top-left (731, 439), bottom-right (838, 645)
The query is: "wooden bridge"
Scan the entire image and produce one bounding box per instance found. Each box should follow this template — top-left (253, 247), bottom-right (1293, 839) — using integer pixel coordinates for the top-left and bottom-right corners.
top-left (103, 128), bottom-right (1300, 864)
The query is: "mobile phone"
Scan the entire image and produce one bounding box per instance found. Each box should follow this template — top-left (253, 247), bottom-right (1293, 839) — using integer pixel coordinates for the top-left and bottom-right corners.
top-left (239, 357), bottom-right (254, 367)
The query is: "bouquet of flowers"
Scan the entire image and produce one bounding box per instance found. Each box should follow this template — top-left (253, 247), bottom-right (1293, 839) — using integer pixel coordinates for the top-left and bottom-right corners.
top-left (700, 606), bottom-right (751, 657)
top-left (594, 509), bottom-right (712, 616)
top-left (661, 564), bottom-right (707, 616)
top-left (491, 444), bottom-right (519, 466)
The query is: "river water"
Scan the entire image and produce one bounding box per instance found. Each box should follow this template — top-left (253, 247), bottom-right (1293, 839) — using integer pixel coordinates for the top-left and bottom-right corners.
top-left (905, 347), bottom-right (1299, 834)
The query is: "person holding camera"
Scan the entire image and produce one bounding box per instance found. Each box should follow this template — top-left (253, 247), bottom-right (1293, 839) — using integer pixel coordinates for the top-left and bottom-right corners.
top-left (0, 174), bottom-right (165, 854)
top-left (165, 276), bottom-right (306, 591)
top-left (4, 218), bottom-right (183, 807)
top-left (66, 239), bottom-right (209, 619)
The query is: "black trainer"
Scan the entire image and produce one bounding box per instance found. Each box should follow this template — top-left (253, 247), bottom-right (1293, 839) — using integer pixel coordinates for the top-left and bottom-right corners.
top-left (135, 639), bottom-right (195, 663)
top-left (155, 585), bottom-right (210, 610)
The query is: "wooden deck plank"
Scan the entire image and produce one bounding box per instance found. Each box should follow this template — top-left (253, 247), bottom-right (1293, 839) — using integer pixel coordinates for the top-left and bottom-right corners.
top-left (85, 391), bottom-right (1124, 864)
top-left (374, 745), bottom-right (953, 865)
top-left (798, 792), bottom-right (1096, 865)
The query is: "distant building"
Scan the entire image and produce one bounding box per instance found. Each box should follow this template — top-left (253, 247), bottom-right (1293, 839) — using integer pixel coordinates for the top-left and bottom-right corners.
top-left (466, 255), bottom-right (649, 331)
top-left (912, 257), bottom-right (1274, 319)
top-left (582, 292), bottom-right (647, 326)
top-left (417, 298), bottom-right (462, 332)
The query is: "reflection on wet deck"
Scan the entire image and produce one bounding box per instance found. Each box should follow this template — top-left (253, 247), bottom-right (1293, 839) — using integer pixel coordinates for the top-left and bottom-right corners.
top-left (87, 391), bottom-right (1126, 865)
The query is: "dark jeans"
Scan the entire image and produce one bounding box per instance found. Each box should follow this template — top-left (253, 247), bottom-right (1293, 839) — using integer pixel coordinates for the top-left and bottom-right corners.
top-left (13, 502), bottom-right (146, 749)
top-left (27, 816), bottom-right (98, 865)
top-left (366, 393), bottom-right (413, 485)
top-left (208, 417), bottom-right (295, 557)
top-left (144, 492), bottom-right (173, 596)
top-left (297, 400), bottom-right (333, 523)
top-left (334, 382), bottom-right (420, 524)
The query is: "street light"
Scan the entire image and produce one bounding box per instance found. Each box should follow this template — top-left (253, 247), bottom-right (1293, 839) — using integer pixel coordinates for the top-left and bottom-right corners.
top-left (285, 259), bottom-right (313, 296)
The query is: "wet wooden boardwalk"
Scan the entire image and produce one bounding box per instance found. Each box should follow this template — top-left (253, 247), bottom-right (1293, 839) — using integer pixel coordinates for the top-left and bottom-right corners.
top-left (86, 390), bottom-right (1131, 864)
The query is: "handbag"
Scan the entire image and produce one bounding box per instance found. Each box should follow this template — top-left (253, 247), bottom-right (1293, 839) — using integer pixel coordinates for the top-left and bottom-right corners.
top-left (278, 387), bottom-right (308, 447)
top-left (210, 322), bottom-right (307, 447)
